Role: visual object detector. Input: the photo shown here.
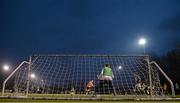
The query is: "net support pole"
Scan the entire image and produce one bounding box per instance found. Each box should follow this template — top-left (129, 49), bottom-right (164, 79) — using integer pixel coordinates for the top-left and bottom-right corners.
top-left (26, 56), bottom-right (32, 97)
top-left (146, 57), bottom-right (153, 96)
top-left (1, 61), bottom-right (30, 96)
top-left (150, 61), bottom-right (175, 97)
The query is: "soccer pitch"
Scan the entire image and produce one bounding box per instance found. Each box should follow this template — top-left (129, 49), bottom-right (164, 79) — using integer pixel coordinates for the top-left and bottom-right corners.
top-left (0, 94), bottom-right (180, 103)
top-left (0, 99), bottom-right (180, 103)
top-left (2, 93), bottom-right (173, 99)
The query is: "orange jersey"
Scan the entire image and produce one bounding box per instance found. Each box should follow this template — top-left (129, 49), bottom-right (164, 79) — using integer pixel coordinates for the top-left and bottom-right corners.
top-left (86, 80), bottom-right (94, 88)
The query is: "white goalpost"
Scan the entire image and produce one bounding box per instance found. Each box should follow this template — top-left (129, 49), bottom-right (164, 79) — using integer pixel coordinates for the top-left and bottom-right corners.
top-left (1, 55), bottom-right (175, 99)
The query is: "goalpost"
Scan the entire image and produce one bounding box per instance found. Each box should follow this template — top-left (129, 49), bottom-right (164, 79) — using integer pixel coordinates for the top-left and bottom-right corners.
top-left (1, 55), bottom-right (175, 99)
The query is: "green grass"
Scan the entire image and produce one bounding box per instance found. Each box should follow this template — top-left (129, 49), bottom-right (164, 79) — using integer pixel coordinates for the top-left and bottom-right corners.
top-left (3, 93), bottom-right (139, 99)
top-left (0, 99), bottom-right (180, 103)
top-left (3, 93), bottom-right (167, 99)
top-left (1, 93), bottom-right (180, 102)
top-left (176, 95), bottom-right (180, 98)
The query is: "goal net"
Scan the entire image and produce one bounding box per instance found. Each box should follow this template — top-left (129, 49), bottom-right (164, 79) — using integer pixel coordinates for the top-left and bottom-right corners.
top-left (11, 55), bottom-right (164, 99)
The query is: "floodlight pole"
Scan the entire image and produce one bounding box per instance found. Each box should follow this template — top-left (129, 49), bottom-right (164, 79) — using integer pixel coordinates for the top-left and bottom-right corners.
top-left (138, 38), bottom-right (146, 54)
top-left (26, 56), bottom-right (32, 97)
top-left (146, 57), bottom-right (153, 96)
top-left (143, 44), bottom-right (146, 54)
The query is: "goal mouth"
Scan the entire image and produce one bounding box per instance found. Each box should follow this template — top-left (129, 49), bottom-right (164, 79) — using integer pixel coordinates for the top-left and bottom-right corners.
top-left (2, 54), bottom-right (175, 99)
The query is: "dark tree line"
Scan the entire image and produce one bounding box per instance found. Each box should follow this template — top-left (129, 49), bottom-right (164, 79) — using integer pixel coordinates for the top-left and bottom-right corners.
top-left (157, 48), bottom-right (179, 84)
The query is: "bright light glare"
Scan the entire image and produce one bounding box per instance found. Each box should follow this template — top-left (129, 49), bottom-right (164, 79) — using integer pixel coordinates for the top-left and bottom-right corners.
top-left (118, 66), bottom-right (122, 70)
top-left (30, 73), bottom-right (35, 78)
top-left (138, 38), bottom-right (146, 45)
top-left (3, 65), bottom-right (10, 71)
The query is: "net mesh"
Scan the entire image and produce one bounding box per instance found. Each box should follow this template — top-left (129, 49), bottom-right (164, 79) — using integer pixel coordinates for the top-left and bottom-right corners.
top-left (11, 55), bottom-right (164, 98)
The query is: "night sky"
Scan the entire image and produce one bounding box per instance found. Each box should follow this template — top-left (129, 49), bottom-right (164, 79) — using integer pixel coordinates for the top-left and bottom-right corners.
top-left (0, 0), bottom-right (180, 65)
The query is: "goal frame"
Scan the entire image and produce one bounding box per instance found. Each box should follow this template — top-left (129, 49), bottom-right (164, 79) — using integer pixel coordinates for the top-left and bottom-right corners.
top-left (1, 54), bottom-right (175, 98)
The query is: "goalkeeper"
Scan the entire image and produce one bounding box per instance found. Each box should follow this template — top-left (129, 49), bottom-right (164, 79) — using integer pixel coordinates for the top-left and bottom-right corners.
top-left (97, 64), bottom-right (116, 96)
